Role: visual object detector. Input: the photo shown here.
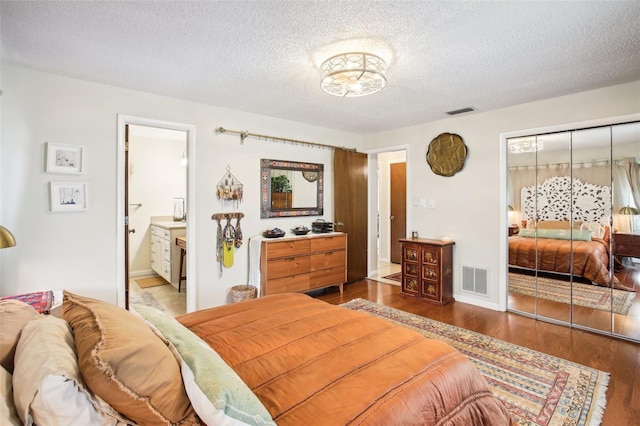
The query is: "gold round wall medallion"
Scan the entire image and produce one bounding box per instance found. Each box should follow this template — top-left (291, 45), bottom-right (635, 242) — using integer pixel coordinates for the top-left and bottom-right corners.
top-left (426, 133), bottom-right (468, 177)
top-left (302, 171), bottom-right (318, 182)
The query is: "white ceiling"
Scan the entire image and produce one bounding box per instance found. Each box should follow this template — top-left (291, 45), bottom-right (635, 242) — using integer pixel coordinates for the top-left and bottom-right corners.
top-left (2, 1), bottom-right (639, 134)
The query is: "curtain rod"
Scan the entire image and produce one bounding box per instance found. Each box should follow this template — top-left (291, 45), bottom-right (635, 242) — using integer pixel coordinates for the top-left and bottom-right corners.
top-left (216, 127), bottom-right (354, 151)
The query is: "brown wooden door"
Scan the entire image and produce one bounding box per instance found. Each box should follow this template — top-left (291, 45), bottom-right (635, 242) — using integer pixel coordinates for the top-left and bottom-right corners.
top-left (390, 162), bottom-right (406, 263)
top-left (334, 148), bottom-right (368, 283)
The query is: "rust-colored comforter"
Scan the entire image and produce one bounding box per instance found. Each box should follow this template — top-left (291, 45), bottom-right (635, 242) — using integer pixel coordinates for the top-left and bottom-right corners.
top-left (178, 293), bottom-right (512, 425)
top-left (508, 236), bottom-right (617, 287)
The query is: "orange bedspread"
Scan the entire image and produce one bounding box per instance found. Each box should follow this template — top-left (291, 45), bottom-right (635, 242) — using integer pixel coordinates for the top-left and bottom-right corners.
top-left (177, 293), bottom-right (512, 425)
top-left (508, 236), bottom-right (617, 287)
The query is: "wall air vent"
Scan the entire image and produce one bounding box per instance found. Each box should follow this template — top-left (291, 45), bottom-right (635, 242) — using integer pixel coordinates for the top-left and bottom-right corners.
top-left (446, 107), bottom-right (475, 115)
top-left (461, 266), bottom-right (489, 296)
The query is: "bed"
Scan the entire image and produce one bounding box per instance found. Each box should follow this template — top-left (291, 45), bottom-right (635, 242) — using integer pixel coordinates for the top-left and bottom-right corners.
top-left (508, 175), bottom-right (631, 290)
top-left (0, 291), bottom-right (514, 426)
top-left (508, 226), bottom-right (620, 288)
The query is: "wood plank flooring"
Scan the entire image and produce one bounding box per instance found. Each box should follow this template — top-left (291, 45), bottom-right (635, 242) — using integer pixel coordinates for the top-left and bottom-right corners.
top-left (314, 279), bottom-right (640, 426)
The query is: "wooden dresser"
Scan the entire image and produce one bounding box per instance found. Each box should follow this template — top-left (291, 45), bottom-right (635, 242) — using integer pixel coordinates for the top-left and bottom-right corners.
top-left (399, 238), bottom-right (455, 305)
top-left (260, 233), bottom-right (347, 296)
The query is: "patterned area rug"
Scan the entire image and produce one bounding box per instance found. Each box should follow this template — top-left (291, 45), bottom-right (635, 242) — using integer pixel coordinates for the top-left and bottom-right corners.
top-left (381, 272), bottom-right (401, 281)
top-left (509, 272), bottom-right (635, 315)
top-left (341, 298), bottom-right (609, 426)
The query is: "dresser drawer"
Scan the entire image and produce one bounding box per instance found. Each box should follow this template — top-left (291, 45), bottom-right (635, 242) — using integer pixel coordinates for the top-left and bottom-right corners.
top-left (310, 235), bottom-right (346, 252)
top-left (310, 267), bottom-right (345, 289)
top-left (151, 225), bottom-right (171, 239)
top-left (265, 239), bottom-right (310, 259)
top-left (266, 273), bottom-right (310, 294)
top-left (265, 256), bottom-right (310, 280)
top-left (310, 250), bottom-right (345, 271)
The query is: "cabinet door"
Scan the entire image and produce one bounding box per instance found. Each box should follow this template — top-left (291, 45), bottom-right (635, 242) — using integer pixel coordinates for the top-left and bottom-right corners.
top-left (401, 244), bottom-right (419, 296)
top-left (420, 246), bottom-right (441, 301)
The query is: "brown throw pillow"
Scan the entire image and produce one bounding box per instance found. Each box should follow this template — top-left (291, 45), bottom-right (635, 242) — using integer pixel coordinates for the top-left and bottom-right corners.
top-left (0, 300), bottom-right (39, 373)
top-left (62, 291), bottom-right (199, 425)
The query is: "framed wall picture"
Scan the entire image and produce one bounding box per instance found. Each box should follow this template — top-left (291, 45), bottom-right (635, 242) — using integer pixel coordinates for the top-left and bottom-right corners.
top-left (50, 182), bottom-right (88, 212)
top-left (46, 142), bottom-right (84, 174)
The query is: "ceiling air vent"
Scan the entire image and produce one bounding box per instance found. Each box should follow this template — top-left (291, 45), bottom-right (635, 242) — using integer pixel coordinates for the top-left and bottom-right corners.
top-left (446, 107), bottom-right (475, 115)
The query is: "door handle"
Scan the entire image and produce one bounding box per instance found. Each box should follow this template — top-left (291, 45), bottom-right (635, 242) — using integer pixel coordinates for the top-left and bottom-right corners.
top-left (129, 229), bottom-right (136, 234)
top-left (390, 215), bottom-right (395, 220)
top-left (335, 221), bottom-right (344, 227)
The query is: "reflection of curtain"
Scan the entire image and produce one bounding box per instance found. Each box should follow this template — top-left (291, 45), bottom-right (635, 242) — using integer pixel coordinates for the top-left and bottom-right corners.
top-left (613, 158), bottom-right (640, 232)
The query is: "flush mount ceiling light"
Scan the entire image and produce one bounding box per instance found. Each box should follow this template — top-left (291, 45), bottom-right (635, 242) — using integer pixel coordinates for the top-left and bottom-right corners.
top-left (508, 138), bottom-right (544, 154)
top-left (320, 52), bottom-right (387, 97)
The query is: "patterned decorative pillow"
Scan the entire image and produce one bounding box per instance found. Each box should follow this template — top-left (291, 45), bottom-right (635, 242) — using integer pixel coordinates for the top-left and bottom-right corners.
top-left (134, 305), bottom-right (275, 426)
top-left (62, 291), bottom-right (200, 425)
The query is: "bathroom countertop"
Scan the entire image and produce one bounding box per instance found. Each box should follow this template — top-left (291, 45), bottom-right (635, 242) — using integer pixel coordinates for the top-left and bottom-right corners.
top-left (150, 220), bottom-right (186, 229)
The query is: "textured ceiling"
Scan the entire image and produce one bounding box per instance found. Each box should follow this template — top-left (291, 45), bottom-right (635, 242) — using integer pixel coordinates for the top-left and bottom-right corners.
top-left (2, 1), bottom-right (639, 134)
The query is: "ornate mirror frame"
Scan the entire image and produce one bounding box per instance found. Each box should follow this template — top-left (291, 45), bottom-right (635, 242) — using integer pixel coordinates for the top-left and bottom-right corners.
top-left (260, 159), bottom-right (324, 218)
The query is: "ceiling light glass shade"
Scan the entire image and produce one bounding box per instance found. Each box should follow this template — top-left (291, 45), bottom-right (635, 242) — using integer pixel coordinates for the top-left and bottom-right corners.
top-left (0, 225), bottom-right (16, 249)
top-left (320, 52), bottom-right (387, 97)
top-left (508, 138), bottom-right (543, 154)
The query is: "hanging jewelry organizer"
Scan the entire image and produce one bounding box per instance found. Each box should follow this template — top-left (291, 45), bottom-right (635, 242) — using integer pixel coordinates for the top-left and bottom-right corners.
top-left (212, 212), bottom-right (244, 276)
top-left (216, 165), bottom-right (244, 209)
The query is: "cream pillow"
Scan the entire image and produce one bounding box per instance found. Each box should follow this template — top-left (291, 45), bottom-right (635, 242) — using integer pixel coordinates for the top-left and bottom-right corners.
top-left (12, 315), bottom-right (130, 426)
top-left (62, 291), bottom-right (199, 425)
top-left (0, 300), bottom-right (39, 373)
top-left (581, 221), bottom-right (605, 239)
top-left (0, 366), bottom-right (21, 426)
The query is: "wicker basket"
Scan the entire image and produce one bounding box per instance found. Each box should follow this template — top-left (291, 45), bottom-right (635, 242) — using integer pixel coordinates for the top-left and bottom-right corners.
top-left (231, 285), bottom-right (257, 302)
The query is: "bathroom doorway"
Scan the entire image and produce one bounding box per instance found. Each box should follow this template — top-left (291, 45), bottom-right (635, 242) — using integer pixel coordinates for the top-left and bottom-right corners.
top-left (116, 115), bottom-right (197, 313)
top-left (127, 125), bottom-right (187, 315)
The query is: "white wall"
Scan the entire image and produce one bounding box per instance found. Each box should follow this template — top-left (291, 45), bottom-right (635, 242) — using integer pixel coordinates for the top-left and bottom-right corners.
top-left (0, 66), bottom-right (362, 308)
top-left (364, 80), bottom-right (640, 310)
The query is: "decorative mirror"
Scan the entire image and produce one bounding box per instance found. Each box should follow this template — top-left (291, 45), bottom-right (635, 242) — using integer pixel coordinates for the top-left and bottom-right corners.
top-left (260, 159), bottom-right (324, 218)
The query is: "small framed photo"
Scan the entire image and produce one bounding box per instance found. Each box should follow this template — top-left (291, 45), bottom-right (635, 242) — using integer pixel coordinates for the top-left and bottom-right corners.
top-left (46, 143), bottom-right (84, 174)
top-left (50, 182), bottom-right (88, 212)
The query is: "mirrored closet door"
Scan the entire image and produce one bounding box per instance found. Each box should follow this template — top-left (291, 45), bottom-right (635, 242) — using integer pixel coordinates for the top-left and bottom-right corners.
top-left (507, 121), bottom-right (640, 342)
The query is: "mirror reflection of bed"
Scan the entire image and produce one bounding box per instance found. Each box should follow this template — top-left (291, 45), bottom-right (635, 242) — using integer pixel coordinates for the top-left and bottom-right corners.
top-left (507, 121), bottom-right (640, 342)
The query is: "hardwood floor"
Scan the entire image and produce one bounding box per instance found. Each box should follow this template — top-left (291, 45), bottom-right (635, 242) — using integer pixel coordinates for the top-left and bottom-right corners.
top-left (313, 279), bottom-right (640, 426)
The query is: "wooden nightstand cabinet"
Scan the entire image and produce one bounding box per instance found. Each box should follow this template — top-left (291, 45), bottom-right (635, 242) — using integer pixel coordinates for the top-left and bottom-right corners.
top-left (399, 238), bottom-right (455, 306)
top-left (614, 233), bottom-right (640, 258)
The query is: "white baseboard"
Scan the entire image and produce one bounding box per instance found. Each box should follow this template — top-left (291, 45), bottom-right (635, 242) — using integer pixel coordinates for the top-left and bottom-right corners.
top-left (129, 269), bottom-right (156, 278)
top-left (454, 294), bottom-right (504, 312)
